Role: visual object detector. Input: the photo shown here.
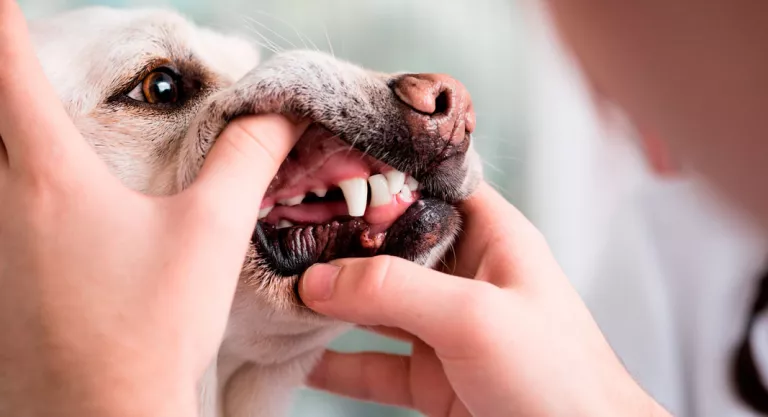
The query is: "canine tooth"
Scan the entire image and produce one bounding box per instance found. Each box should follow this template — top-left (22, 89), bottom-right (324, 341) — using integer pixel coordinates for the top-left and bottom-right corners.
top-left (368, 174), bottom-right (391, 207)
top-left (406, 176), bottom-right (419, 191)
top-left (258, 206), bottom-right (273, 219)
top-left (384, 170), bottom-right (406, 195)
top-left (277, 220), bottom-right (294, 229)
top-left (279, 194), bottom-right (305, 206)
top-left (311, 188), bottom-right (327, 198)
top-left (338, 178), bottom-right (368, 217)
top-left (399, 184), bottom-right (414, 202)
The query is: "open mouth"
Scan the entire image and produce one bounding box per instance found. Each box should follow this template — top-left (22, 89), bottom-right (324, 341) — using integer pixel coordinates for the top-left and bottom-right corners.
top-left (251, 123), bottom-right (458, 276)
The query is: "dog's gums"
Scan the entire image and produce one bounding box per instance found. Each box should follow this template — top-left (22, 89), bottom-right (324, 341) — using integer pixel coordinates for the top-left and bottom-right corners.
top-left (252, 123), bottom-right (449, 276)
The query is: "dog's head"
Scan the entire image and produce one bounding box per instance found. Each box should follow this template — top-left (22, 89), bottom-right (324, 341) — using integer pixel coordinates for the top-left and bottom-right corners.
top-left (30, 7), bottom-right (482, 364)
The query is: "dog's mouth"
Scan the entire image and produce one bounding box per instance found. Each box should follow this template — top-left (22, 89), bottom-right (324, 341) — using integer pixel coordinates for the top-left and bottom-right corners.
top-left (251, 123), bottom-right (459, 277)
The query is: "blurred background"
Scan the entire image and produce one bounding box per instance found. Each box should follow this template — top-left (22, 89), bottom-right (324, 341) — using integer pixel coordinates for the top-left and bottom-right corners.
top-left (18, 0), bottom-right (668, 416)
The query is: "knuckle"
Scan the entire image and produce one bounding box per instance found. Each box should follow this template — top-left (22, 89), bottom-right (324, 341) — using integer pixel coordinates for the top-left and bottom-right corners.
top-left (349, 255), bottom-right (394, 300)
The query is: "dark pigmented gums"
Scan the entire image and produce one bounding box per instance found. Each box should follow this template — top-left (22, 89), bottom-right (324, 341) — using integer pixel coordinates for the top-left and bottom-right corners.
top-left (251, 199), bottom-right (460, 277)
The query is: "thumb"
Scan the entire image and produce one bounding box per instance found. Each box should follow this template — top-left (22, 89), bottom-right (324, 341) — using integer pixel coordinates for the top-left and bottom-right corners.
top-left (299, 256), bottom-right (503, 354)
top-left (184, 114), bottom-right (308, 228)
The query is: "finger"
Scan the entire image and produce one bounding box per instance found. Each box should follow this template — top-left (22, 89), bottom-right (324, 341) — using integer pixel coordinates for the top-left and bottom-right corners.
top-left (358, 325), bottom-right (416, 343)
top-left (448, 181), bottom-right (556, 287)
top-left (182, 115), bottom-right (308, 233)
top-left (308, 350), bottom-right (414, 408)
top-left (0, 1), bottom-right (93, 169)
top-left (299, 257), bottom-right (505, 355)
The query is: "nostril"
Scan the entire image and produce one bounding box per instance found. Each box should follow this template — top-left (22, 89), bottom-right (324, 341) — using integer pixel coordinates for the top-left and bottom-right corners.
top-left (434, 90), bottom-right (450, 115)
top-left (392, 73), bottom-right (475, 143)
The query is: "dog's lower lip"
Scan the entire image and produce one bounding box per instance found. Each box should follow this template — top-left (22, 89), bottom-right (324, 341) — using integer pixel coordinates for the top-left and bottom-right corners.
top-left (250, 199), bottom-right (459, 277)
top-left (251, 217), bottom-right (385, 277)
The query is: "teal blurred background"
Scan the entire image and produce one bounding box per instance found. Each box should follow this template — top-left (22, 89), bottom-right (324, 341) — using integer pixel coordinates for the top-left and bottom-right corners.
top-left (17, 1), bottom-right (602, 416)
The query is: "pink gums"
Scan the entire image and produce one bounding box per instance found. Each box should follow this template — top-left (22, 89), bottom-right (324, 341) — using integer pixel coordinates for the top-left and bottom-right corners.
top-left (260, 125), bottom-right (417, 230)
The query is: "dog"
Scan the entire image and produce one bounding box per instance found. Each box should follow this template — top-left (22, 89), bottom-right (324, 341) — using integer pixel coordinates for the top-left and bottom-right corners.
top-left (27, 6), bottom-right (482, 416)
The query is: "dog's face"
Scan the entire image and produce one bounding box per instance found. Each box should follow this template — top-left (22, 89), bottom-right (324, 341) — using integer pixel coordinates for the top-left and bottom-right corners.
top-left (30, 7), bottom-right (482, 364)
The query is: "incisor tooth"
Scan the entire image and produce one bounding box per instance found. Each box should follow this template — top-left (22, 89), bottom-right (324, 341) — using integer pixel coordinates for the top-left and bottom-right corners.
top-left (277, 220), bottom-right (293, 229)
top-left (384, 170), bottom-right (406, 195)
top-left (311, 188), bottom-right (327, 198)
top-left (406, 176), bottom-right (419, 191)
top-left (338, 178), bottom-right (368, 217)
top-left (368, 174), bottom-right (391, 207)
top-left (258, 206), bottom-right (273, 219)
top-left (279, 195), bottom-right (305, 206)
top-left (399, 184), bottom-right (414, 202)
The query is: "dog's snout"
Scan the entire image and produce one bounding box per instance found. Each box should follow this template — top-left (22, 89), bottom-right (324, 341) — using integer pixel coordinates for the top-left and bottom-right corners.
top-left (391, 73), bottom-right (476, 147)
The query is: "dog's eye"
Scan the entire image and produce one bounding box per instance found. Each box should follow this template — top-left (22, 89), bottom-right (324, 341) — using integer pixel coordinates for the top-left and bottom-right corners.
top-left (127, 68), bottom-right (180, 104)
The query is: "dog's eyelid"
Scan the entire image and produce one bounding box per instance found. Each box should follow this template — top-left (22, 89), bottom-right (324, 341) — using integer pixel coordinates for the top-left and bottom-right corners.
top-left (107, 58), bottom-right (178, 99)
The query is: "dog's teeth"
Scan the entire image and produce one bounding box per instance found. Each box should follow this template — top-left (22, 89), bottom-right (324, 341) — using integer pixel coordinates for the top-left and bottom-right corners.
top-left (406, 176), bottom-right (419, 191)
top-left (311, 188), bottom-right (328, 198)
top-left (384, 170), bottom-right (406, 195)
top-left (399, 184), bottom-right (414, 202)
top-left (258, 206), bottom-right (273, 219)
top-left (279, 194), bottom-right (305, 206)
top-left (368, 174), bottom-right (391, 207)
top-left (277, 220), bottom-right (294, 229)
top-left (338, 177), bottom-right (368, 217)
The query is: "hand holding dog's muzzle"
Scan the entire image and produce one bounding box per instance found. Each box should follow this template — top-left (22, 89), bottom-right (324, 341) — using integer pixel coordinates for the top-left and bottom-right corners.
top-left (300, 182), bottom-right (672, 417)
top-left (0, 2), bottom-right (307, 415)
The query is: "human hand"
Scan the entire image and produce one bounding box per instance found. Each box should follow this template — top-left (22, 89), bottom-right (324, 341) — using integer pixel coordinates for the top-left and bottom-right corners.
top-left (299, 182), bottom-right (671, 417)
top-left (0, 2), bottom-right (306, 416)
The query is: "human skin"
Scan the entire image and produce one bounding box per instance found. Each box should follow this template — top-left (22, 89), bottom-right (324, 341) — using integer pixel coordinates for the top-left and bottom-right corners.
top-left (0, 1), bottom-right (307, 416)
top-left (301, 183), bottom-right (671, 417)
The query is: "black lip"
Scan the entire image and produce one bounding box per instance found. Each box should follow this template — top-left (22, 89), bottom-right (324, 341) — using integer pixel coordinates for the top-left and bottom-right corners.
top-left (251, 199), bottom-right (460, 277)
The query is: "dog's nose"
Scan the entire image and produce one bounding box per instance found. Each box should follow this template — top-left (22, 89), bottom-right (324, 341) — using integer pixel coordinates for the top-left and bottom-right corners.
top-left (391, 73), bottom-right (475, 147)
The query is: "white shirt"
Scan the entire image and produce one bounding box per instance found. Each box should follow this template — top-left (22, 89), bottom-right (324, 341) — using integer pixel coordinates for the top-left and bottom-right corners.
top-left (583, 177), bottom-right (768, 416)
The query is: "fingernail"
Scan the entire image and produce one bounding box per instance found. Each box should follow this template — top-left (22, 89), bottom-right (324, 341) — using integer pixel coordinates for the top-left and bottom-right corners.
top-left (301, 263), bottom-right (341, 302)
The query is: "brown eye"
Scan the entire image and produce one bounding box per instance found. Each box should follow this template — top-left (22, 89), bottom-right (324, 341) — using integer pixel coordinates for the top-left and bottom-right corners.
top-left (142, 71), bottom-right (178, 104)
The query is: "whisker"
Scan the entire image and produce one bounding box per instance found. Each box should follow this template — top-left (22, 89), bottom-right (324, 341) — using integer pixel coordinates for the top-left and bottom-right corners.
top-left (482, 159), bottom-right (504, 174)
top-left (250, 9), bottom-right (321, 52)
top-left (239, 15), bottom-right (280, 53)
top-left (485, 179), bottom-right (513, 197)
top-left (345, 133), bottom-right (361, 158)
top-left (243, 21), bottom-right (283, 54)
top-left (323, 23), bottom-right (335, 57)
top-left (244, 15), bottom-right (297, 50)
top-left (242, 33), bottom-right (279, 54)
